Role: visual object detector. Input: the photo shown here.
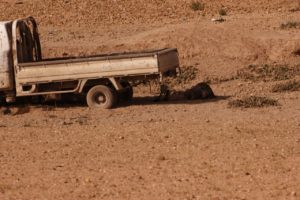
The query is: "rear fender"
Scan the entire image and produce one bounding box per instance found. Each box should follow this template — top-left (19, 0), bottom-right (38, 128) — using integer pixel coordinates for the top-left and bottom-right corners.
top-left (78, 78), bottom-right (123, 93)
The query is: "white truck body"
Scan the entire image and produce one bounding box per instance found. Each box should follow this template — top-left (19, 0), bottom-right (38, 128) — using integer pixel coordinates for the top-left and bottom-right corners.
top-left (0, 21), bottom-right (14, 91)
top-left (0, 17), bottom-right (180, 108)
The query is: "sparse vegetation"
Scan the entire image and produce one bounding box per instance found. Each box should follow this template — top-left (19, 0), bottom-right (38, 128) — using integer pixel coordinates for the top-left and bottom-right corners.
top-left (190, 1), bottom-right (205, 11)
top-left (272, 80), bottom-right (300, 92)
top-left (203, 76), bottom-right (236, 84)
top-left (173, 65), bottom-right (199, 84)
top-left (219, 8), bottom-right (227, 16)
top-left (228, 96), bottom-right (279, 108)
top-left (236, 64), bottom-right (300, 81)
top-left (280, 21), bottom-right (300, 29)
top-left (197, 64), bottom-right (300, 85)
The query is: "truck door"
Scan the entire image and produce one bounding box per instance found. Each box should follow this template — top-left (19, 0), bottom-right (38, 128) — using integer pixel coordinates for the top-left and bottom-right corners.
top-left (15, 18), bottom-right (41, 63)
top-left (16, 21), bottom-right (34, 63)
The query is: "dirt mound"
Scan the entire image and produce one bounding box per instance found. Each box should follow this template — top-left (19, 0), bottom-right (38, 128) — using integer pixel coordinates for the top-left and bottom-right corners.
top-left (1, 0), bottom-right (299, 80)
top-left (0, 0), bottom-right (298, 26)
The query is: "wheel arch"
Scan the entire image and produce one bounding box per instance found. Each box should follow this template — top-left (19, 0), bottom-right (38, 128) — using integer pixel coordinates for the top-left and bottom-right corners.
top-left (78, 78), bottom-right (114, 93)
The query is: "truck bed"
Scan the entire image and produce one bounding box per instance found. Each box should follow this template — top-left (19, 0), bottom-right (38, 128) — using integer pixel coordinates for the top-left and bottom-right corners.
top-left (17, 48), bottom-right (179, 84)
top-left (29, 48), bottom-right (176, 65)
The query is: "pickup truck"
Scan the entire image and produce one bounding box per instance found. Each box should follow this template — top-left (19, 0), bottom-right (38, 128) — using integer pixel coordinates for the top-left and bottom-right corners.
top-left (0, 17), bottom-right (180, 109)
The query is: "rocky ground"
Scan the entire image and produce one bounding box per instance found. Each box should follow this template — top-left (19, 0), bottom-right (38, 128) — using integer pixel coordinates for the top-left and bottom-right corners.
top-left (0, 0), bottom-right (300, 199)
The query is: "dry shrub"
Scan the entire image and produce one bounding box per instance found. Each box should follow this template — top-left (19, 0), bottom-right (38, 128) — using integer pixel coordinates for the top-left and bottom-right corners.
top-left (137, 66), bottom-right (199, 93)
top-left (173, 65), bottom-right (199, 85)
top-left (237, 64), bottom-right (300, 81)
top-left (272, 80), bottom-right (300, 92)
top-left (280, 21), bottom-right (300, 29)
top-left (228, 96), bottom-right (279, 108)
top-left (219, 8), bottom-right (227, 16)
top-left (190, 1), bottom-right (204, 11)
top-left (184, 82), bottom-right (215, 100)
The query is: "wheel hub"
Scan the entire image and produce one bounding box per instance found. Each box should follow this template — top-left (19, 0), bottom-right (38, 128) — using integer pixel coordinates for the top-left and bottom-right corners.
top-left (98, 96), bottom-right (105, 102)
top-left (95, 93), bottom-right (106, 104)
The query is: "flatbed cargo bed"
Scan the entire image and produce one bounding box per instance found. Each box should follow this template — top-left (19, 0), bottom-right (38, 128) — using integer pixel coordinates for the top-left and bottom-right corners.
top-left (19, 48), bottom-right (176, 66)
top-left (17, 48), bottom-right (179, 84)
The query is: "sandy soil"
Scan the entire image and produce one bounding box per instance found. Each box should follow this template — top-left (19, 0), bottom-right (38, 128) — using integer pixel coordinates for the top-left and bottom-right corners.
top-left (1, 0), bottom-right (300, 199)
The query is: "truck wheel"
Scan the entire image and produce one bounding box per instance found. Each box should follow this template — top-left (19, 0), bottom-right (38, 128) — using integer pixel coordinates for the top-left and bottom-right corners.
top-left (86, 85), bottom-right (116, 109)
top-left (119, 80), bottom-right (133, 101)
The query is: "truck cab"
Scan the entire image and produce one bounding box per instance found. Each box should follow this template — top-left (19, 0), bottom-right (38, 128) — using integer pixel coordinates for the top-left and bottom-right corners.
top-left (0, 17), bottom-right (41, 102)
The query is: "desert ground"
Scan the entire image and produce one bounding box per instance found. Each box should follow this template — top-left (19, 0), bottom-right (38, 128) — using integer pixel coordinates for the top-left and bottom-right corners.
top-left (0, 0), bottom-right (300, 199)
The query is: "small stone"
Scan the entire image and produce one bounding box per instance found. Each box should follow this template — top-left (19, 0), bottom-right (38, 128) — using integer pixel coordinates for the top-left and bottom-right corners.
top-left (158, 155), bottom-right (166, 161)
top-left (85, 178), bottom-right (91, 183)
top-left (211, 17), bottom-right (225, 23)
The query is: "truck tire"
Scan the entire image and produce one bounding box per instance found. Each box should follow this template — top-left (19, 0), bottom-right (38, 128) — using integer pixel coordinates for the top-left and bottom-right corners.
top-left (119, 80), bottom-right (133, 101)
top-left (86, 85), bottom-right (116, 109)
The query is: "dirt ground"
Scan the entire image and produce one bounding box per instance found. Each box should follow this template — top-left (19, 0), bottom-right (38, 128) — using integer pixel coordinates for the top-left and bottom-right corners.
top-left (1, 0), bottom-right (300, 199)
